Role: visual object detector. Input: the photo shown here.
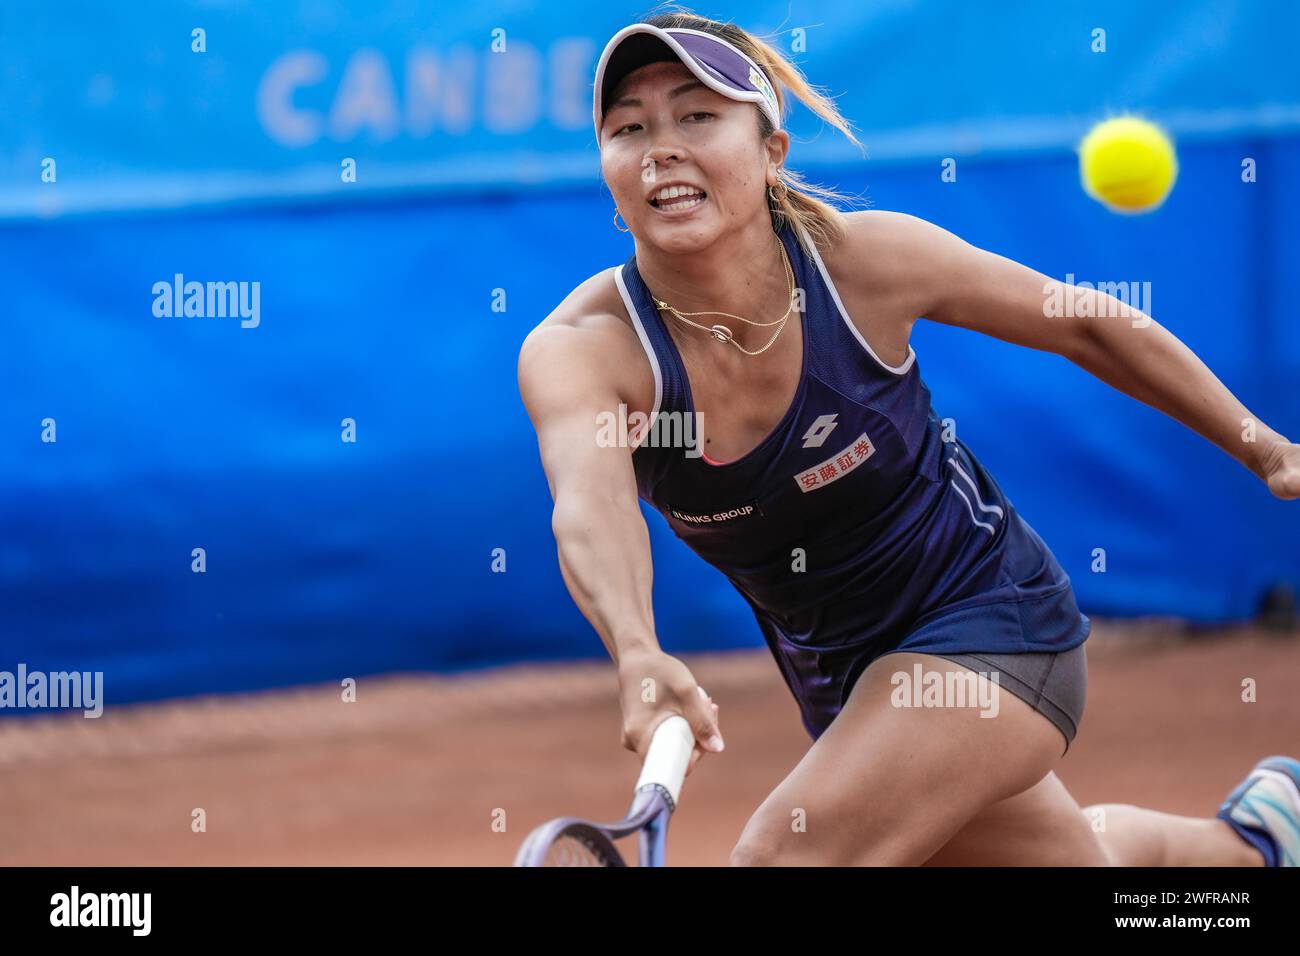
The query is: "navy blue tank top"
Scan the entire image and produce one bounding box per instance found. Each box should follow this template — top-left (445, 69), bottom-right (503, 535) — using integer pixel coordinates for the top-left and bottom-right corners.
top-left (613, 219), bottom-right (1090, 737)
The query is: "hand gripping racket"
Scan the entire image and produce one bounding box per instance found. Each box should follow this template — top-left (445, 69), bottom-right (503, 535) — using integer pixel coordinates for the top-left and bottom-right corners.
top-left (513, 713), bottom-right (698, 867)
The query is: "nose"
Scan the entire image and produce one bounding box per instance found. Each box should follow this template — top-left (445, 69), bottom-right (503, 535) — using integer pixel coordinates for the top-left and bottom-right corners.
top-left (643, 154), bottom-right (683, 185)
top-left (642, 146), bottom-right (685, 185)
top-left (645, 144), bottom-right (682, 165)
top-left (644, 125), bottom-right (686, 170)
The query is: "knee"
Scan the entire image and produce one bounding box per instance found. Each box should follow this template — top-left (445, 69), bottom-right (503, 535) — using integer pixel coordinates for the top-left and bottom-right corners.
top-left (1081, 801), bottom-right (1128, 833)
top-left (730, 811), bottom-right (807, 866)
top-left (729, 837), bottom-right (778, 867)
top-left (1080, 802), bottom-right (1107, 828)
top-left (729, 823), bottom-right (790, 866)
top-left (730, 809), bottom-right (862, 866)
top-left (1080, 802), bottom-right (1135, 866)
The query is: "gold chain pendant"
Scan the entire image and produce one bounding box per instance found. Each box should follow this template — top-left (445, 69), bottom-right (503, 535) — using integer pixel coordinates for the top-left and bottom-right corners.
top-left (652, 236), bottom-right (795, 356)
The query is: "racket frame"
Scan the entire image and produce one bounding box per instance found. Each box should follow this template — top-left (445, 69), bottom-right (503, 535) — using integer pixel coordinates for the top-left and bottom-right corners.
top-left (514, 715), bottom-right (695, 867)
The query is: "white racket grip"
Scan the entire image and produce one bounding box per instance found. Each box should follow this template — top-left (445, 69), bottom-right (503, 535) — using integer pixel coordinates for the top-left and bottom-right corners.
top-left (634, 714), bottom-right (696, 807)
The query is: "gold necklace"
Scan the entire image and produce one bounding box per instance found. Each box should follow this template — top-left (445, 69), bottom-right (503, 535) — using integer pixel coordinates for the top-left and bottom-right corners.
top-left (651, 236), bottom-right (797, 357)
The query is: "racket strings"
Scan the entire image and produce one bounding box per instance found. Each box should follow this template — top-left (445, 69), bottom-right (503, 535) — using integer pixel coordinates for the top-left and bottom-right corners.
top-left (545, 834), bottom-right (619, 867)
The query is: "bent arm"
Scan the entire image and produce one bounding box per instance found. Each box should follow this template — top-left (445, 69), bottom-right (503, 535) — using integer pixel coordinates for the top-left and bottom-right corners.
top-left (518, 323), bottom-right (660, 666)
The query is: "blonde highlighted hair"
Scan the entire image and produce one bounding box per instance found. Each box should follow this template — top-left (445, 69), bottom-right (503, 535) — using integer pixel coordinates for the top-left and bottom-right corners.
top-left (633, 6), bottom-right (868, 257)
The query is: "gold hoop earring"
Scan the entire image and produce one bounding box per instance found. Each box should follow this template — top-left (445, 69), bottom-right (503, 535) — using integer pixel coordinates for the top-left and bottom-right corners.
top-left (768, 181), bottom-right (788, 204)
top-left (613, 208), bottom-right (631, 233)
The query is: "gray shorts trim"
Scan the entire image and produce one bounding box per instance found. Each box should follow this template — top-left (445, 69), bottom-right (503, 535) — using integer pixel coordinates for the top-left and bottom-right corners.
top-left (933, 641), bottom-right (1088, 754)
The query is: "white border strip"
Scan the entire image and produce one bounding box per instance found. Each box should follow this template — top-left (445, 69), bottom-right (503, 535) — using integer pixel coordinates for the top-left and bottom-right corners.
top-left (796, 223), bottom-right (916, 376)
top-left (946, 456), bottom-right (1005, 520)
top-left (949, 481), bottom-right (996, 535)
top-left (612, 264), bottom-right (663, 443)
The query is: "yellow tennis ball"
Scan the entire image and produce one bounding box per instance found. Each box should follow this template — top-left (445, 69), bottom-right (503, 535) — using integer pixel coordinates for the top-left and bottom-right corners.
top-left (1079, 116), bottom-right (1178, 213)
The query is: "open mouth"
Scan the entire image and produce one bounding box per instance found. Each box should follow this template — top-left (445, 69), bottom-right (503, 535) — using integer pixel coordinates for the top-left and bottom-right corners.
top-left (649, 189), bottom-right (708, 212)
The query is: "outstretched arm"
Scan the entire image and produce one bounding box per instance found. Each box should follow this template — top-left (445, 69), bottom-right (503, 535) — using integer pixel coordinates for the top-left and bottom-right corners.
top-left (870, 212), bottom-right (1299, 498)
top-left (518, 321), bottom-right (659, 667)
top-left (1064, 301), bottom-right (1296, 498)
top-left (518, 318), bottom-right (724, 764)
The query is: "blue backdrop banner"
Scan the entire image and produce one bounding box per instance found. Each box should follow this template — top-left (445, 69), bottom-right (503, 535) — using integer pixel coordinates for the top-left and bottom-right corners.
top-left (2, 0), bottom-right (1299, 216)
top-left (1, 1), bottom-right (1297, 706)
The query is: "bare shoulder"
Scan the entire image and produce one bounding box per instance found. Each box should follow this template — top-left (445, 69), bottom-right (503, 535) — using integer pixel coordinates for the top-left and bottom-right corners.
top-left (517, 267), bottom-right (656, 419)
top-left (821, 210), bottom-right (965, 292)
top-left (811, 210), bottom-right (966, 364)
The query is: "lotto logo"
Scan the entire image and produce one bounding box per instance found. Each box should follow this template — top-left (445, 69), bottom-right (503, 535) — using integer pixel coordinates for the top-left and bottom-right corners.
top-left (794, 433), bottom-right (875, 492)
top-left (801, 413), bottom-right (839, 448)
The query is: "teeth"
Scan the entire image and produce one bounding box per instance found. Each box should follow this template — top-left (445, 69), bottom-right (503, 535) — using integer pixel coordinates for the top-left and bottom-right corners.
top-left (659, 195), bottom-right (704, 211)
top-left (654, 185), bottom-right (704, 203)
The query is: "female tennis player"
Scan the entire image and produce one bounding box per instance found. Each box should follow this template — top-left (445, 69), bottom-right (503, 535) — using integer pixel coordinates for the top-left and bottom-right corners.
top-left (517, 11), bottom-right (1300, 866)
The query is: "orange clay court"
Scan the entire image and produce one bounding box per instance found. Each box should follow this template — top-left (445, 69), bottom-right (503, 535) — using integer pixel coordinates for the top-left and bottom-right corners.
top-left (0, 621), bottom-right (1295, 866)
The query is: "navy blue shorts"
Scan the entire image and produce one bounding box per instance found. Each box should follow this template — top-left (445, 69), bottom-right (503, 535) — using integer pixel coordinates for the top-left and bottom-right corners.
top-left (880, 641), bottom-right (1088, 755)
top-left (758, 585), bottom-right (1091, 745)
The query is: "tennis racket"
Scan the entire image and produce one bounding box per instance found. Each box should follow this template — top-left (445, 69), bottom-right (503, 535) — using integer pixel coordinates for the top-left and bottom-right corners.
top-left (513, 712), bottom-right (698, 867)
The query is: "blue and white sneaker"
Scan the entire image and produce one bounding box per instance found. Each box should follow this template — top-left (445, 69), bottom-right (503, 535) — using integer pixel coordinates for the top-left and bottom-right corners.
top-left (1216, 756), bottom-right (1300, 867)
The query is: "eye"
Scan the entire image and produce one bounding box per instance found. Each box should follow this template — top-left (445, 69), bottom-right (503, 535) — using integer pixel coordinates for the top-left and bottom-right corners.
top-left (685, 112), bottom-right (714, 122)
top-left (613, 123), bottom-right (640, 137)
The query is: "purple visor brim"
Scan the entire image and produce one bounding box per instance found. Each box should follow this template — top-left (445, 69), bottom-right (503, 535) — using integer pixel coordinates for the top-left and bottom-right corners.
top-left (593, 24), bottom-right (782, 138)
